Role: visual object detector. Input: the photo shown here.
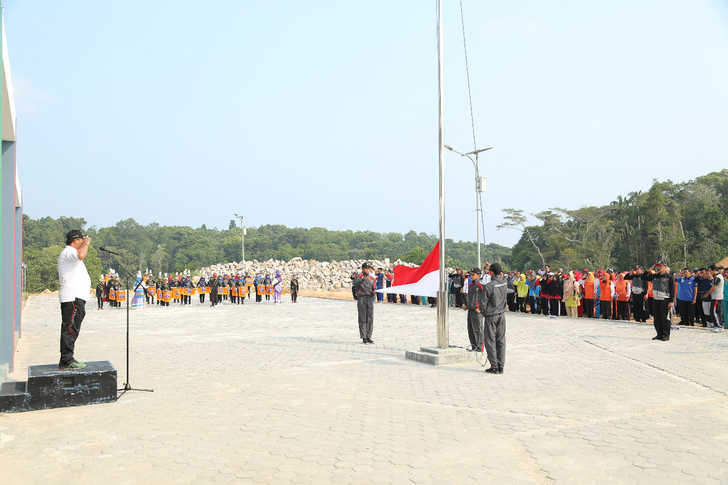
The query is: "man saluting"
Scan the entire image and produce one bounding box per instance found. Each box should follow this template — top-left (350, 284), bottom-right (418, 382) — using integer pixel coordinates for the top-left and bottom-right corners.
top-left (353, 263), bottom-right (376, 344)
top-left (58, 230), bottom-right (92, 369)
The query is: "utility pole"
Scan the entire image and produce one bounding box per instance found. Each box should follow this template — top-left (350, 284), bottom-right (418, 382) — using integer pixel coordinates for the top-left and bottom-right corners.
top-left (233, 213), bottom-right (245, 265)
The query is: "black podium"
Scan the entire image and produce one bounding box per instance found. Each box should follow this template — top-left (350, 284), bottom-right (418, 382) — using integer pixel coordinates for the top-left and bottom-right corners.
top-left (0, 361), bottom-right (117, 413)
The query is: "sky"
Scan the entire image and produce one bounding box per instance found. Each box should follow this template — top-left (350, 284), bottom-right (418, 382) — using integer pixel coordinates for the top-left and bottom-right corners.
top-left (5, 0), bottom-right (728, 247)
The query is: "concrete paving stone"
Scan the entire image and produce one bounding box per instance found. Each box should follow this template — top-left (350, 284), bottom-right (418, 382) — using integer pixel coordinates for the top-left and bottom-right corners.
top-left (2, 295), bottom-right (727, 484)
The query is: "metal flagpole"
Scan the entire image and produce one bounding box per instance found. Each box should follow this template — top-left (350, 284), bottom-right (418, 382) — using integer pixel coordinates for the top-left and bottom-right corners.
top-left (436, 0), bottom-right (449, 349)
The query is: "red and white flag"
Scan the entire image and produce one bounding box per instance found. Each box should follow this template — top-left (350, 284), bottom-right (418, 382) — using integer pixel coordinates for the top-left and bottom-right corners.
top-left (377, 242), bottom-right (440, 298)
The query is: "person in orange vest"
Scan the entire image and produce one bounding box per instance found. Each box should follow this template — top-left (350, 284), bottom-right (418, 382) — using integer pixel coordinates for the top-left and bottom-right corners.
top-left (615, 273), bottom-right (631, 320)
top-left (598, 271), bottom-right (614, 319)
top-left (581, 271), bottom-right (597, 318)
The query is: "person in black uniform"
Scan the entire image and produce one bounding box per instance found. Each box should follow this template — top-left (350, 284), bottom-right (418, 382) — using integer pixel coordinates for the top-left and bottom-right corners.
top-left (95, 279), bottom-right (105, 310)
top-left (290, 275), bottom-right (299, 303)
top-left (352, 263), bottom-right (375, 344)
top-left (483, 263), bottom-right (508, 374)
top-left (209, 273), bottom-right (220, 307)
top-left (644, 261), bottom-right (674, 341)
top-left (625, 266), bottom-right (647, 322)
top-left (464, 268), bottom-right (485, 352)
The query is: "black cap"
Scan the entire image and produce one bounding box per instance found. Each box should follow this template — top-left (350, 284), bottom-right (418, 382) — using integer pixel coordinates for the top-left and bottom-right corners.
top-left (469, 267), bottom-right (481, 275)
top-left (65, 229), bottom-right (85, 245)
top-left (362, 262), bottom-right (373, 270)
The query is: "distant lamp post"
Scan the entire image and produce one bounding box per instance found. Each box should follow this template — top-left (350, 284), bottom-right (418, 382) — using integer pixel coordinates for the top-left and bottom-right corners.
top-left (444, 144), bottom-right (493, 269)
top-left (233, 213), bottom-right (246, 265)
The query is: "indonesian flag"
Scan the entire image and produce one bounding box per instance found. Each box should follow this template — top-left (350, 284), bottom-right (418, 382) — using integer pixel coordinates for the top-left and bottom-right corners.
top-left (377, 242), bottom-right (440, 297)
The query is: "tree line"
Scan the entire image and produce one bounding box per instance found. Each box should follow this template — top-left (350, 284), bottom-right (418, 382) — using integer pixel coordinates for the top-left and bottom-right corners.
top-left (22, 217), bottom-right (512, 292)
top-left (499, 169), bottom-right (728, 271)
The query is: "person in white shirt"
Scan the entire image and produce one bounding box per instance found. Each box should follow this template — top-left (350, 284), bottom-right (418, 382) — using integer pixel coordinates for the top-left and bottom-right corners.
top-left (57, 230), bottom-right (92, 369)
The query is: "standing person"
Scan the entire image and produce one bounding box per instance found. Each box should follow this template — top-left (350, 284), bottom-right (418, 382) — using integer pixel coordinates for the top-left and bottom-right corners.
top-left (464, 268), bottom-right (485, 352)
top-left (703, 265), bottom-right (724, 332)
top-left (598, 271), bottom-right (613, 320)
top-left (644, 262), bottom-right (675, 341)
top-left (722, 267), bottom-right (728, 329)
top-left (614, 273), bottom-right (631, 320)
top-left (506, 272), bottom-right (517, 312)
top-left (58, 230), bottom-right (92, 370)
top-left (694, 268), bottom-right (711, 326)
top-left (209, 273), bottom-right (219, 307)
top-left (527, 274), bottom-right (540, 314)
top-left (264, 274), bottom-right (272, 302)
top-left (385, 269), bottom-right (394, 303)
top-left (197, 276), bottom-right (207, 304)
top-left (563, 271), bottom-right (581, 318)
top-left (95, 277), bottom-right (105, 310)
top-left (675, 268), bottom-right (697, 325)
top-left (625, 266), bottom-right (647, 322)
top-left (290, 275), bottom-right (299, 303)
top-left (273, 270), bottom-right (284, 304)
top-left (375, 268), bottom-right (385, 303)
top-left (450, 269), bottom-right (465, 308)
top-left (482, 263), bottom-right (507, 374)
top-left (549, 274), bottom-right (563, 317)
top-left (353, 263), bottom-right (376, 344)
top-left (350, 272), bottom-right (358, 300)
top-left (582, 271), bottom-right (597, 318)
top-left (539, 274), bottom-right (550, 316)
top-left (514, 273), bottom-right (528, 313)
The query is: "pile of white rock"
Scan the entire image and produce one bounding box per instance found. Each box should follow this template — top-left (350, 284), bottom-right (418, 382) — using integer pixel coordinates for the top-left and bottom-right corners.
top-left (198, 258), bottom-right (418, 291)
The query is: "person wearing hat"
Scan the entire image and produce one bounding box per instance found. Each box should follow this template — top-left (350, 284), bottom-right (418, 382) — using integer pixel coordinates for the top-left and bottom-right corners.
top-left (57, 230), bottom-right (92, 369)
top-left (464, 267), bottom-right (486, 352)
top-left (644, 261), bottom-right (675, 341)
top-left (352, 263), bottom-right (376, 344)
top-left (482, 263), bottom-right (507, 374)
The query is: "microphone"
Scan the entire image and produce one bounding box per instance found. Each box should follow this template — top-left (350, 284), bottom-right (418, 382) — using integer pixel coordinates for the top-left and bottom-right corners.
top-left (99, 246), bottom-right (121, 256)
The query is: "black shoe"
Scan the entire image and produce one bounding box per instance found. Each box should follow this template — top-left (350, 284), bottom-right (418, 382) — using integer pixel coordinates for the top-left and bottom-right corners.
top-left (498, 368), bottom-right (504, 374)
top-left (362, 339), bottom-right (367, 344)
top-left (661, 337), bottom-right (669, 341)
top-left (652, 336), bottom-right (661, 340)
top-left (366, 339), bottom-right (374, 344)
top-left (485, 367), bottom-right (499, 374)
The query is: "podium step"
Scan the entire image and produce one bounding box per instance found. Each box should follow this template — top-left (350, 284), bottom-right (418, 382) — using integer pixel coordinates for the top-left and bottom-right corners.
top-left (0, 381), bottom-right (31, 413)
top-left (27, 361), bottom-right (117, 411)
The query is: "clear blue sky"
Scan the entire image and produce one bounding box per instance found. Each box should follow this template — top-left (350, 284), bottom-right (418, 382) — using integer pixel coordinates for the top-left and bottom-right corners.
top-left (6, 0), bottom-right (728, 247)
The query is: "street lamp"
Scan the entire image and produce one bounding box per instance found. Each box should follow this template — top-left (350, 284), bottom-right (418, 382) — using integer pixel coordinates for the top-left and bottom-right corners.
top-left (233, 213), bottom-right (246, 265)
top-left (444, 144), bottom-right (493, 269)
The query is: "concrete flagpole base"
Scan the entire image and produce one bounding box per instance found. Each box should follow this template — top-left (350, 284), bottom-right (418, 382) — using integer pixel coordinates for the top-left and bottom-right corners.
top-left (405, 346), bottom-right (472, 366)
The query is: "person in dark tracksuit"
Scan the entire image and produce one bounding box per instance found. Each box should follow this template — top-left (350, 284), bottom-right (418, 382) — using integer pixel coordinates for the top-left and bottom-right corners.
top-left (209, 273), bottom-right (219, 307)
top-left (353, 263), bottom-right (375, 344)
top-left (644, 262), bottom-right (674, 341)
top-left (625, 266), bottom-right (648, 322)
top-left (198, 277), bottom-right (207, 303)
top-left (464, 268), bottom-right (486, 352)
top-left (96, 280), bottom-right (105, 310)
top-left (483, 263), bottom-right (508, 374)
top-left (290, 276), bottom-right (299, 303)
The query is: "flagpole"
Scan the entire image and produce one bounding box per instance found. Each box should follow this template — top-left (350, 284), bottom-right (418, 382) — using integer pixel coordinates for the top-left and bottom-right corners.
top-left (436, 0), bottom-right (449, 349)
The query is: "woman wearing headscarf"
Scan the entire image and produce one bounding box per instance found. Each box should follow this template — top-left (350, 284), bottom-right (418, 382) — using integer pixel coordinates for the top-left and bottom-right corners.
top-left (562, 271), bottom-right (581, 318)
top-left (273, 270), bottom-right (284, 303)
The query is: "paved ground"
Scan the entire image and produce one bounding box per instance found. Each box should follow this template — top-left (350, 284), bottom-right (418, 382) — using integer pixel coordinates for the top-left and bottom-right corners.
top-left (2, 294), bottom-right (728, 484)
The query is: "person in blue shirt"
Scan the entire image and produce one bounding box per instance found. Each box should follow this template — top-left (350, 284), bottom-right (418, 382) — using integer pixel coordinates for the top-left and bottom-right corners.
top-left (527, 275), bottom-right (540, 314)
top-left (675, 268), bottom-right (698, 325)
top-left (375, 268), bottom-right (385, 303)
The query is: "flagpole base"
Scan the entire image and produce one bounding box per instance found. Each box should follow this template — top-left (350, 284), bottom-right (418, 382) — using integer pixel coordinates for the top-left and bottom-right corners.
top-left (405, 346), bottom-right (472, 366)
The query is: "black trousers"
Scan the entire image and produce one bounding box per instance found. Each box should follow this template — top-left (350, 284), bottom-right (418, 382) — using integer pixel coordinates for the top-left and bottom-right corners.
top-left (200, 294), bottom-right (205, 303)
top-left (96, 296), bottom-right (103, 309)
top-left (653, 299), bottom-right (670, 339)
top-left (517, 296), bottom-right (527, 312)
top-left (599, 300), bottom-right (611, 319)
top-left (583, 298), bottom-right (595, 318)
top-left (677, 299), bottom-right (694, 325)
top-left (617, 301), bottom-right (630, 321)
top-left (506, 293), bottom-right (516, 311)
top-left (540, 297), bottom-right (549, 315)
top-left (291, 291), bottom-right (298, 303)
top-left (695, 293), bottom-right (706, 325)
top-left (210, 291), bottom-right (218, 306)
top-left (467, 311), bottom-right (483, 350)
top-left (60, 298), bottom-right (86, 365)
top-left (549, 298), bottom-right (561, 316)
top-left (528, 296), bottom-right (537, 314)
top-left (455, 290), bottom-right (464, 308)
top-left (631, 293), bottom-right (646, 322)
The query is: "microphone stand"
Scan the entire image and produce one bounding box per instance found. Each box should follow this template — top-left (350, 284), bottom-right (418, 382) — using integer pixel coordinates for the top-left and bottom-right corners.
top-left (98, 247), bottom-right (154, 398)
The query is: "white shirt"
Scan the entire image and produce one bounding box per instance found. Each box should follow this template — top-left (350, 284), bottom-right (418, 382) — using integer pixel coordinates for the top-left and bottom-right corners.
top-left (58, 245), bottom-right (91, 303)
top-left (711, 274), bottom-right (724, 300)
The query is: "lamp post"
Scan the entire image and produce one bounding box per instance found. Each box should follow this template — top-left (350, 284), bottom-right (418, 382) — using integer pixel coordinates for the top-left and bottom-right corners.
top-left (233, 213), bottom-right (245, 265)
top-left (444, 144), bottom-right (493, 269)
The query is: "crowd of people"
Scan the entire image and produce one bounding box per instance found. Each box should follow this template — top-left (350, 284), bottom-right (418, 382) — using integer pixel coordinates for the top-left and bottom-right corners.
top-left (448, 262), bottom-right (727, 341)
top-left (94, 270), bottom-right (300, 309)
